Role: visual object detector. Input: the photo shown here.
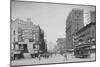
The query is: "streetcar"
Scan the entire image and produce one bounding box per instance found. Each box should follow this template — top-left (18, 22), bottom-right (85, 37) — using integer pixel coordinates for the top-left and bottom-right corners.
top-left (74, 42), bottom-right (91, 58)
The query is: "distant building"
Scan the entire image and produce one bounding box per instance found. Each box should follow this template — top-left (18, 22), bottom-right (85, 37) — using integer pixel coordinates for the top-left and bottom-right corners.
top-left (56, 38), bottom-right (66, 53)
top-left (53, 45), bottom-right (58, 53)
top-left (66, 9), bottom-right (84, 49)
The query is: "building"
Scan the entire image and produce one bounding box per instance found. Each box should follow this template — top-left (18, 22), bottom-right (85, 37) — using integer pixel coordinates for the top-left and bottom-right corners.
top-left (90, 11), bottom-right (96, 23)
top-left (11, 18), bottom-right (47, 56)
top-left (66, 8), bottom-right (84, 49)
top-left (56, 38), bottom-right (66, 54)
top-left (12, 18), bottom-right (41, 43)
top-left (53, 45), bottom-right (58, 53)
top-left (73, 22), bottom-right (96, 48)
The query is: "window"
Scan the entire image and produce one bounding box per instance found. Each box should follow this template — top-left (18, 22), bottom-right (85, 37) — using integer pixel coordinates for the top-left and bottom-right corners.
top-left (33, 45), bottom-right (36, 49)
top-left (19, 44), bottom-right (23, 50)
top-left (29, 39), bottom-right (34, 42)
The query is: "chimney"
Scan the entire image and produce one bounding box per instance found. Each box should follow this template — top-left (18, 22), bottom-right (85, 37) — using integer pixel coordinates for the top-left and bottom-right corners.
top-left (27, 18), bottom-right (31, 22)
top-left (27, 18), bottom-right (34, 25)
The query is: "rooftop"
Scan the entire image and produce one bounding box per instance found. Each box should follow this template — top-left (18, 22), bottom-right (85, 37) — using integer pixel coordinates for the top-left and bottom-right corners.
top-left (73, 22), bottom-right (95, 35)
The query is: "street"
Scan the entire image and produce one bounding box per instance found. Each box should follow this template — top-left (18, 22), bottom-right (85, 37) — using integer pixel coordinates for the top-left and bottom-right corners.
top-left (11, 53), bottom-right (95, 66)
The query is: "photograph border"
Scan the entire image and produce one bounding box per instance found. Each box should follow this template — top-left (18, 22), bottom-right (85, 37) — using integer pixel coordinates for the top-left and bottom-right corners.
top-left (10, 0), bottom-right (96, 67)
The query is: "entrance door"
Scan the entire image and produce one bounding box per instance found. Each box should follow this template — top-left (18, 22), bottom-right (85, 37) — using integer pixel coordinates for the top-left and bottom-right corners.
top-left (23, 44), bottom-right (28, 53)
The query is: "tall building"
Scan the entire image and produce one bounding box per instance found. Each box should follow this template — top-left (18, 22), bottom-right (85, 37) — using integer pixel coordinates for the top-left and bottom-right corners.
top-left (11, 18), bottom-right (41, 43)
top-left (90, 11), bottom-right (96, 23)
top-left (66, 9), bottom-right (84, 49)
top-left (11, 18), bottom-right (47, 54)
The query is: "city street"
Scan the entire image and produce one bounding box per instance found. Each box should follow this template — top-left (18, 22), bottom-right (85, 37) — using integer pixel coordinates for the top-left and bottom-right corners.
top-left (11, 53), bottom-right (95, 66)
top-left (11, 2), bottom-right (96, 67)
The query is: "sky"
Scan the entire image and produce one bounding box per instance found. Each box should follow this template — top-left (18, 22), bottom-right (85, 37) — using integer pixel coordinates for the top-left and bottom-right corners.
top-left (11, 1), bottom-right (95, 50)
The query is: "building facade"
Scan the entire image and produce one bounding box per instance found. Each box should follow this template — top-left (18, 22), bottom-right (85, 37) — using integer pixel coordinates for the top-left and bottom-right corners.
top-left (66, 9), bottom-right (84, 49)
top-left (90, 11), bottom-right (96, 23)
top-left (56, 38), bottom-right (66, 54)
top-left (73, 22), bottom-right (96, 47)
top-left (11, 18), bottom-right (47, 55)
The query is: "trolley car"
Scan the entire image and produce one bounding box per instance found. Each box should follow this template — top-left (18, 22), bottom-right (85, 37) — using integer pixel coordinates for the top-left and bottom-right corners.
top-left (74, 43), bottom-right (91, 58)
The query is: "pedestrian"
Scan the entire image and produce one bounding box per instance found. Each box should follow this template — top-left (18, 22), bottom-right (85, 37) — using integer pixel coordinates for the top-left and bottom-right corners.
top-left (64, 53), bottom-right (67, 61)
top-left (38, 54), bottom-right (41, 61)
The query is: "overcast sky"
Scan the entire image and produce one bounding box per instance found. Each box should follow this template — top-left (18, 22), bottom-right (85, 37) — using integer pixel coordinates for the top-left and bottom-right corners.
top-left (11, 1), bottom-right (95, 49)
